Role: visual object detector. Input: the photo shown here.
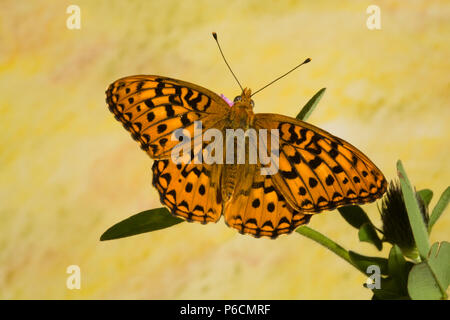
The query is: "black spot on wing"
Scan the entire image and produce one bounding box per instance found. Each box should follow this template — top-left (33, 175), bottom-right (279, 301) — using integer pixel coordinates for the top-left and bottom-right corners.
top-left (309, 177), bottom-right (318, 188)
top-left (308, 156), bottom-right (323, 169)
top-left (157, 124), bottom-right (167, 133)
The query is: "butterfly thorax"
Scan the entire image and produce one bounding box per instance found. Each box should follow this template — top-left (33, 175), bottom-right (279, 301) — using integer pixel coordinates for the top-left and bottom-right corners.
top-left (228, 88), bottom-right (255, 129)
top-left (228, 106), bottom-right (254, 129)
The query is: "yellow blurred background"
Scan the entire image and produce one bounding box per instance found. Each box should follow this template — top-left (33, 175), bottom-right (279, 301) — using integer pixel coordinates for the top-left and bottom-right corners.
top-left (0, 0), bottom-right (448, 299)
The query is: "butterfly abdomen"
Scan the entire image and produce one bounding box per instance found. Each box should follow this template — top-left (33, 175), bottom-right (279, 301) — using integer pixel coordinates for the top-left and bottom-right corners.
top-left (222, 164), bottom-right (238, 202)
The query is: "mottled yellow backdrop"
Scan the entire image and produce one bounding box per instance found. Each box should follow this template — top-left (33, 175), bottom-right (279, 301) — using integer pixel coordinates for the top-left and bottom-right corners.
top-left (1, 0), bottom-right (448, 299)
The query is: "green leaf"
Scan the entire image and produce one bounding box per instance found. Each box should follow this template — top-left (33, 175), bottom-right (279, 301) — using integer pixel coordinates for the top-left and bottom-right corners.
top-left (348, 251), bottom-right (389, 275)
top-left (427, 242), bottom-right (450, 294)
top-left (338, 205), bottom-right (372, 229)
top-left (397, 160), bottom-right (430, 260)
top-left (358, 223), bottom-right (383, 251)
top-left (388, 245), bottom-right (412, 287)
top-left (371, 277), bottom-right (410, 300)
top-left (408, 263), bottom-right (442, 300)
top-left (417, 189), bottom-right (433, 208)
top-left (428, 186), bottom-right (450, 232)
top-left (296, 88), bottom-right (326, 121)
top-left (100, 207), bottom-right (184, 241)
top-left (408, 242), bottom-right (450, 300)
top-left (370, 246), bottom-right (414, 300)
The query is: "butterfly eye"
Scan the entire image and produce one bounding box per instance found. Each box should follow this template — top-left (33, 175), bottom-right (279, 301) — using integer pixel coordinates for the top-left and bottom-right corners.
top-left (250, 100), bottom-right (255, 107)
top-left (233, 96), bottom-right (242, 103)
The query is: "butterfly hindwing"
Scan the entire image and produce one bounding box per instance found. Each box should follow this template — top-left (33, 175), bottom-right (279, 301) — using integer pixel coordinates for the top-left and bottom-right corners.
top-left (106, 75), bottom-right (230, 159)
top-left (152, 159), bottom-right (223, 224)
top-left (223, 163), bottom-right (311, 238)
top-left (254, 113), bottom-right (387, 213)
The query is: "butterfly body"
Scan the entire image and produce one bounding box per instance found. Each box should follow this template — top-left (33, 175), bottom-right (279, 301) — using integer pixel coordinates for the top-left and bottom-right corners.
top-left (106, 75), bottom-right (387, 238)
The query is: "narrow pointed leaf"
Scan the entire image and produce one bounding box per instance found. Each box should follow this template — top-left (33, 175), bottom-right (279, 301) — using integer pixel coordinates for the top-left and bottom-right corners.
top-left (388, 245), bottom-right (411, 287)
top-left (397, 160), bottom-right (430, 260)
top-left (417, 189), bottom-right (433, 208)
top-left (358, 223), bottom-right (383, 251)
top-left (428, 186), bottom-right (450, 232)
top-left (100, 207), bottom-right (184, 241)
top-left (296, 88), bottom-right (326, 121)
top-left (338, 205), bottom-right (372, 229)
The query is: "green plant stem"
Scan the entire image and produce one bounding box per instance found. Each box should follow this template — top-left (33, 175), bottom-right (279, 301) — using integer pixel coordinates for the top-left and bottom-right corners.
top-left (296, 226), bottom-right (364, 275)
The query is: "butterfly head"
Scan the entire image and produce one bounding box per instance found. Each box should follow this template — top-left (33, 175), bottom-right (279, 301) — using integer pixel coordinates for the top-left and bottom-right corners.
top-left (233, 88), bottom-right (255, 109)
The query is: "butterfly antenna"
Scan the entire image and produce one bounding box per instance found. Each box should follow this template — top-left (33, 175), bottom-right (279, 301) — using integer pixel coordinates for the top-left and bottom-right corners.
top-left (212, 32), bottom-right (244, 92)
top-left (251, 58), bottom-right (311, 97)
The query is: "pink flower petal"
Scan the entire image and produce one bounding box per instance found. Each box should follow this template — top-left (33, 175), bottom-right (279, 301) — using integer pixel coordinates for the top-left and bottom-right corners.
top-left (220, 94), bottom-right (233, 107)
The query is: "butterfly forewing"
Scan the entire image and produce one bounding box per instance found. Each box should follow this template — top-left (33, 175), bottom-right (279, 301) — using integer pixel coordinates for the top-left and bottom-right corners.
top-left (106, 75), bottom-right (230, 159)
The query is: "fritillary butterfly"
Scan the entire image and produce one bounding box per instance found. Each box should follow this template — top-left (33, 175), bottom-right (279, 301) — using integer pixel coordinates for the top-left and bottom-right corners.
top-left (105, 73), bottom-right (387, 238)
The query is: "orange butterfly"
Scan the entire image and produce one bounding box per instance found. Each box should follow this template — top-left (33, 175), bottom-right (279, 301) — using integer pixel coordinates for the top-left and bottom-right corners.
top-left (105, 36), bottom-right (387, 239)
